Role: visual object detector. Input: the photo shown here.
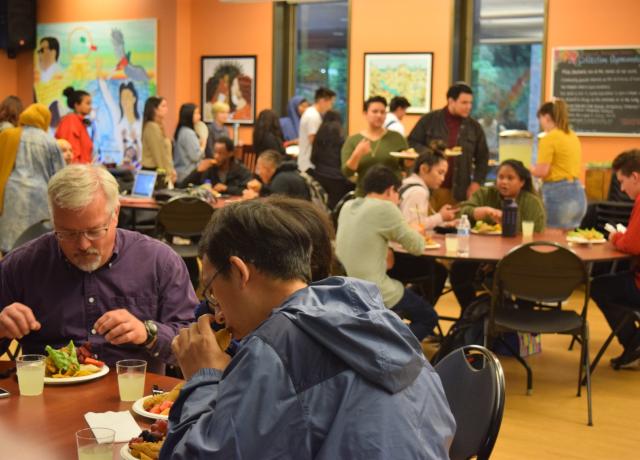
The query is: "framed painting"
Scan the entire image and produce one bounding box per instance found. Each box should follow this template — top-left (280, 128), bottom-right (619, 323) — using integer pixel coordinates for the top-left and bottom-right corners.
top-left (201, 55), bottom-right (257, 124)
top-left (363, 52), bottom-right (433, 114)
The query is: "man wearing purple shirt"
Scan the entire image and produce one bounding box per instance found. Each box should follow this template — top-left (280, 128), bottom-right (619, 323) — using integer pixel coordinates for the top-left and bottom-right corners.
top-left (0, 165), bottom-right (198, 373)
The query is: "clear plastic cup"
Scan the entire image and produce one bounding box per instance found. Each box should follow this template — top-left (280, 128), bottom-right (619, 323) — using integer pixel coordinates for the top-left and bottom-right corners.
top-left (76, 427), bottom-right (115, 460)
top-left (16, 354), bottom-right (45, 396)
top-left (116, 359), bottom-right (146, 402)
top-left (522, 220), bottom-right (535, 238)
top-left (445, 234), bottom-right (459, 254)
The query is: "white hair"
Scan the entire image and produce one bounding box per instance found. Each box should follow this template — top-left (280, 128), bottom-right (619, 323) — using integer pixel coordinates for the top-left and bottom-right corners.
top-left (48, 164), bottom-right (119, 216)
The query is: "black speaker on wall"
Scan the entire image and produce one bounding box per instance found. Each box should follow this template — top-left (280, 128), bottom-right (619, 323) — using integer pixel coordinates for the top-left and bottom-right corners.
top-left (0, 0), bottom-right (36, 58)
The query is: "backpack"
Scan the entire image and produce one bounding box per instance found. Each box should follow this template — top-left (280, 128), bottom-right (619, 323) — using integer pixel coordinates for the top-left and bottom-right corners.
top-left (300, 171), bottom-right (330, 213)
top-left (431, 293), bottom-right (491, 365)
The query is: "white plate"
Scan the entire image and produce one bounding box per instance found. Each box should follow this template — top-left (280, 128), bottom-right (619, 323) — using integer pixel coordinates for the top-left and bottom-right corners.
top-left (285, 145), bottom-right (299, 156)
top-left (390, 151), bottom-right (419, 159)
top-left (120, 444), bottom-right (137, 460)
top-left (471, 229), bottom-right (502, 236)
top-left (424, 242), bottom-right (441, 250)
top-left (566, 236), bottom-right (606, 244)
top-left (132, 395), bottom-right (169, 421)
top-left (44, 365), bottom-right (109, 385)
top-left (444, 148), bottom-right (463, 157)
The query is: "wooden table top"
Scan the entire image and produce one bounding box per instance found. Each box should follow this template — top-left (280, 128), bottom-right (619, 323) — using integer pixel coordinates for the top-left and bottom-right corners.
top-left (0, 361), bottom-right (181, 459)
top-left (119, 195), bottom-right (241, 210)
top-left (393, 230), bottom-right (631, 263)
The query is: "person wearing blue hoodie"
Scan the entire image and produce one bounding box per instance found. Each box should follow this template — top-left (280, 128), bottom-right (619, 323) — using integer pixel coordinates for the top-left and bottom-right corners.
top-left (161, 199), bottom-right (455, 459)
top-left (280, 95), bottom-right (309, 142)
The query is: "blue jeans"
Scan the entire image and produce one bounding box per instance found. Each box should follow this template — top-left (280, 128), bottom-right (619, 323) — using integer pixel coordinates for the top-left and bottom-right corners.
top-left (542, 180), bottom-right (587, 229)
top-left (590, 271), bottom-right (640, 350)
top-left (392, 288), bottom-right (438, 341)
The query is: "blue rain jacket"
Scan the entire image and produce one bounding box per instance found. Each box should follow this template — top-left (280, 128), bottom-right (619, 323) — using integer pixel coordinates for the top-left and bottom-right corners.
top-left (160, 277), bottom-right (455, 459)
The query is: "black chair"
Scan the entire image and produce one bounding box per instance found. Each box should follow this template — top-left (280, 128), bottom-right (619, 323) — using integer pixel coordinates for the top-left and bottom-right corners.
top-left (581, 201), bottom-right (633, 234)
top-left (11, 219), bottom-right (52, 251)
top-left (331, 190), bottom-right (355, 229)
top-left (488, 241), bottom-right (593, 425)
top-left (155, 195), bottom-right (214, 258)
top-left (589, 305), bottom-right (640, 375)
top-left (434, 345), bottom-right (505, 460)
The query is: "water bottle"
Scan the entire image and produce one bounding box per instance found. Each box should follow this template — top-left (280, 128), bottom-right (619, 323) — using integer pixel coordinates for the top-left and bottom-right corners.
top-left (457, 214), bottom-right (471, 256)
top-left (502, 199), bottom-right (518, 237)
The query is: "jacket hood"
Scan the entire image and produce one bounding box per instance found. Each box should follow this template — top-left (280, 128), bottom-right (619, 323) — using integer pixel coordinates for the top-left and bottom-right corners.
top-left (275, 160), bottom-right (300, 174)
top-left (287, 95), bottom-right (306, 132)
top-left (276, 276), bottom-right (427, 394)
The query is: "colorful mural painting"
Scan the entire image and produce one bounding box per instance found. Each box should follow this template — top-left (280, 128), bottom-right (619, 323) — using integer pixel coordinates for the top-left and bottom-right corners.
top-left (35, 19), bottom-right (157, 166)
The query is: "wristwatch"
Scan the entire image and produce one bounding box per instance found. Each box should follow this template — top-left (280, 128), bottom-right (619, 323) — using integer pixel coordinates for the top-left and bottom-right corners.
top-left (142, 320), bottom-right (158, 347)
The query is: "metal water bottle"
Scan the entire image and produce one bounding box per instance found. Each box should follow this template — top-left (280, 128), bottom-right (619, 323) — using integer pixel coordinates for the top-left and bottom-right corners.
top-left (502, 199), bottom-right (518, 237)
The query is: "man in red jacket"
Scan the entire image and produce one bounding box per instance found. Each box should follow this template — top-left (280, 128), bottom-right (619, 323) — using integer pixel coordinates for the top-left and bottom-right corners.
top-left (591, 149), bottom-right (640, 369)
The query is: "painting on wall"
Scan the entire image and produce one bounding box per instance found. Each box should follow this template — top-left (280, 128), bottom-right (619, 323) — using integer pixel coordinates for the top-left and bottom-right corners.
top-left (201, 55), bottom-right (257, 125)
top-left (364, 52), bottom-right (433, 114)
top-left (35, 19), bottom-right (157, 166)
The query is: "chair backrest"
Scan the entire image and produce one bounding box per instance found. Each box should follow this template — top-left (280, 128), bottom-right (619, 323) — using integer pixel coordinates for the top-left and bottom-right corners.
top-left (435, 345), bottom-right (505, 460)
top-left (331, 190), bottom-right (355, 228)
top-left (493, 241), bottom-right (588, 304)
top-left (11, 219), bottom-right (53, 251)
top-left (595, 201), bottom-right (633, 230)
top-left (241, 144), bottom-right (257, 172)
top-left (156, 196), bottom-right (214, 239)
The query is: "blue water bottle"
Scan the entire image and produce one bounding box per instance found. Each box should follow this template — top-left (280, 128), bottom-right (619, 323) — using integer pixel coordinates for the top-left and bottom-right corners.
top-left (502, 199), bottom-right (518, 237)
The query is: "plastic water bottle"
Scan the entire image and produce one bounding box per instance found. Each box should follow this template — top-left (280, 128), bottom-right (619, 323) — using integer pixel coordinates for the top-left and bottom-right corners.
top-left (502, 199), bottom-right (518, 237)
top-left (457, 214), bottom-right (471, 256)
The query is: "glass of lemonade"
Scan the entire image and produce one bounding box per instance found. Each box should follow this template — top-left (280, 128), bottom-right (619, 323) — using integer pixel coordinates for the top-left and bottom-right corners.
top-left (76, 427), bottom-right (115, 460)
top-left (16, 354), bottom-right (46, 396)
top-left (116, 359), bottom-right (146, 401)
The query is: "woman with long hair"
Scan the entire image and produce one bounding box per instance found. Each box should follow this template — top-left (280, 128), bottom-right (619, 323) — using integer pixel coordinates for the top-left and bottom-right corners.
top-left (532, 99), bottom-right (586, 229)
top-left (55, 86), bottom-right (93, 163)
top-left (173, 103), bottom-right (203, 183)
top-left (252, 109), bottom-right (285, 156)
top-left (311, 110), bottom-right (353, 209)
top-left (141, 96), bottom-right (175, 184)
top-left (450, 159), bottom-right (546, 310)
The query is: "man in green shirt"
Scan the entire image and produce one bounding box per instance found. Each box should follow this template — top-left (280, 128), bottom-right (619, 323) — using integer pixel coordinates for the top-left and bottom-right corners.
top-left (336, 165), bottom-right (438, 340)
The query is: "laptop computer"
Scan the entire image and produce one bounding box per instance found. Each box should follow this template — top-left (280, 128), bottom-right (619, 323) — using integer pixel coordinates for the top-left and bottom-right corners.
top-left (129, 170), bottom-right (158, 198)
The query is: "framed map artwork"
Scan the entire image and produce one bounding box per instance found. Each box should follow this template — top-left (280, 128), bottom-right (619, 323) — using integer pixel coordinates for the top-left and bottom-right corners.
top-left (364, 52), bottom-right (433, 114)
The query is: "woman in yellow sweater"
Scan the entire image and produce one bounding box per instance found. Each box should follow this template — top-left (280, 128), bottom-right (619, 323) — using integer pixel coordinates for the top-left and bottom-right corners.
top-left (142, 96), bottom-right (176, 185)
top-left (531, 99), bottom-right (586, 229)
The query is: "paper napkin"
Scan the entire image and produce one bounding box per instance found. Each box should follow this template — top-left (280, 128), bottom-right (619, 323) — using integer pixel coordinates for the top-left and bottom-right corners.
top-left (84, 411), bottom-right (141, 442)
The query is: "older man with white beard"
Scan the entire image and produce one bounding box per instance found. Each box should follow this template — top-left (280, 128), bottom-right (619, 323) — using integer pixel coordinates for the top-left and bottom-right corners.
top-left (0, 165), bottom-right (197, 373)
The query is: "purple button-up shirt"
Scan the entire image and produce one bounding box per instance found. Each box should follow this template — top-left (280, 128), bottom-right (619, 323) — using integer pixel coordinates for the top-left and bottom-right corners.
top-left (0, 229), bottom-right (198, 373)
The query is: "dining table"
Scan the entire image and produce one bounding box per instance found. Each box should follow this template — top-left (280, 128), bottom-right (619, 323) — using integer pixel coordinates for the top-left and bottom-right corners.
top-left (395, 230), bottom-right (631, 264)
top-left (0, 360), bottom-right (181, 459)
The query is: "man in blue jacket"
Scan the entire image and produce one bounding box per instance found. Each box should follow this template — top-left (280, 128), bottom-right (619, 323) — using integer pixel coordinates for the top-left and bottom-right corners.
top-left (161, 199), bottom-right (455, 459)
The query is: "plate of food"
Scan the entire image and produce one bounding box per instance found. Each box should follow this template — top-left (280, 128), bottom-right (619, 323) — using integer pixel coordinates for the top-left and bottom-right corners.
top-left (470, 221), bottom-right (502, 235)
top-left (390, 148), bottom-right (419, 159)
top-left (132, 382), bottom-right (184, 421)
top-left (43, 341), bottom-right (109, 384)
top-left (122, 419), bottom-right (168, 460)
top-left (424, 236), bottom-right (441, 250)
top-left (444, 146), bottom-right (462, 157)
top-left (566, 228), bottom-right (606, 244)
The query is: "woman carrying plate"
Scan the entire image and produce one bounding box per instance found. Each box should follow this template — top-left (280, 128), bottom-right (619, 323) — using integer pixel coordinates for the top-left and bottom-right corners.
top-left (341, 96), bottom-right (408, 196)
top-left (531, 99), bottom-right (586, 229)
top-left (450, 159), bottom-right (546, 310)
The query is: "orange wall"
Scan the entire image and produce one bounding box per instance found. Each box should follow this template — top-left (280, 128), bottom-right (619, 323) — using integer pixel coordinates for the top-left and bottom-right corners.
top-left (0, 53), bottom-right (18, 97)
top-left (546, 0), bottom-right (640, 167)
top-left (189, 0), bottom-right (273, 145)
top-left (348, 0), bottom-right (454, 135)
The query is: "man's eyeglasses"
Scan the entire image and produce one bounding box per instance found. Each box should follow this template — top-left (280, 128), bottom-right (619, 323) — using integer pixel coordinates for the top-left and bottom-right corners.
top-left (201, 265), bottom-right (226, 312)
top-left (54, 215), bottom-right (113, 242)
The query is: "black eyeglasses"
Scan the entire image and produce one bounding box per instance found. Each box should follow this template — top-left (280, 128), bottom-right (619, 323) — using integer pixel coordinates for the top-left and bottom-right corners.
top-left (201, 265), bottom-right (226, 312)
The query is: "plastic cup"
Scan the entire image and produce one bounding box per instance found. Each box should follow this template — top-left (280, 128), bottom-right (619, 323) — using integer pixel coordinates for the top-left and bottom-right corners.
top-left (522, 220), bottom-right (534, 238)
top-left (116, 359), bottom-right (146, 402)
top-left (445, 234), bottom-right (459, 254)
top-left (76, 427), bottom-right (115, 460)
top-left (16, 354), bottom-right (45, 396)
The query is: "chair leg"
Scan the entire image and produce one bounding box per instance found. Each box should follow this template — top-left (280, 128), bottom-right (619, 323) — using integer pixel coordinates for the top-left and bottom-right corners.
top-left (583, 323), bottom-right (594, 426)
top-left (568, 335), bottom-right (577, 351)
top-left (499, 336), bottom-right (533, 395)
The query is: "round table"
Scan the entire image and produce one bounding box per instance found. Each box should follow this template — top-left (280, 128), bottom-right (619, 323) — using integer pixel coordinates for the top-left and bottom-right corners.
top-left (0, 361), bottom-right (181, 459)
